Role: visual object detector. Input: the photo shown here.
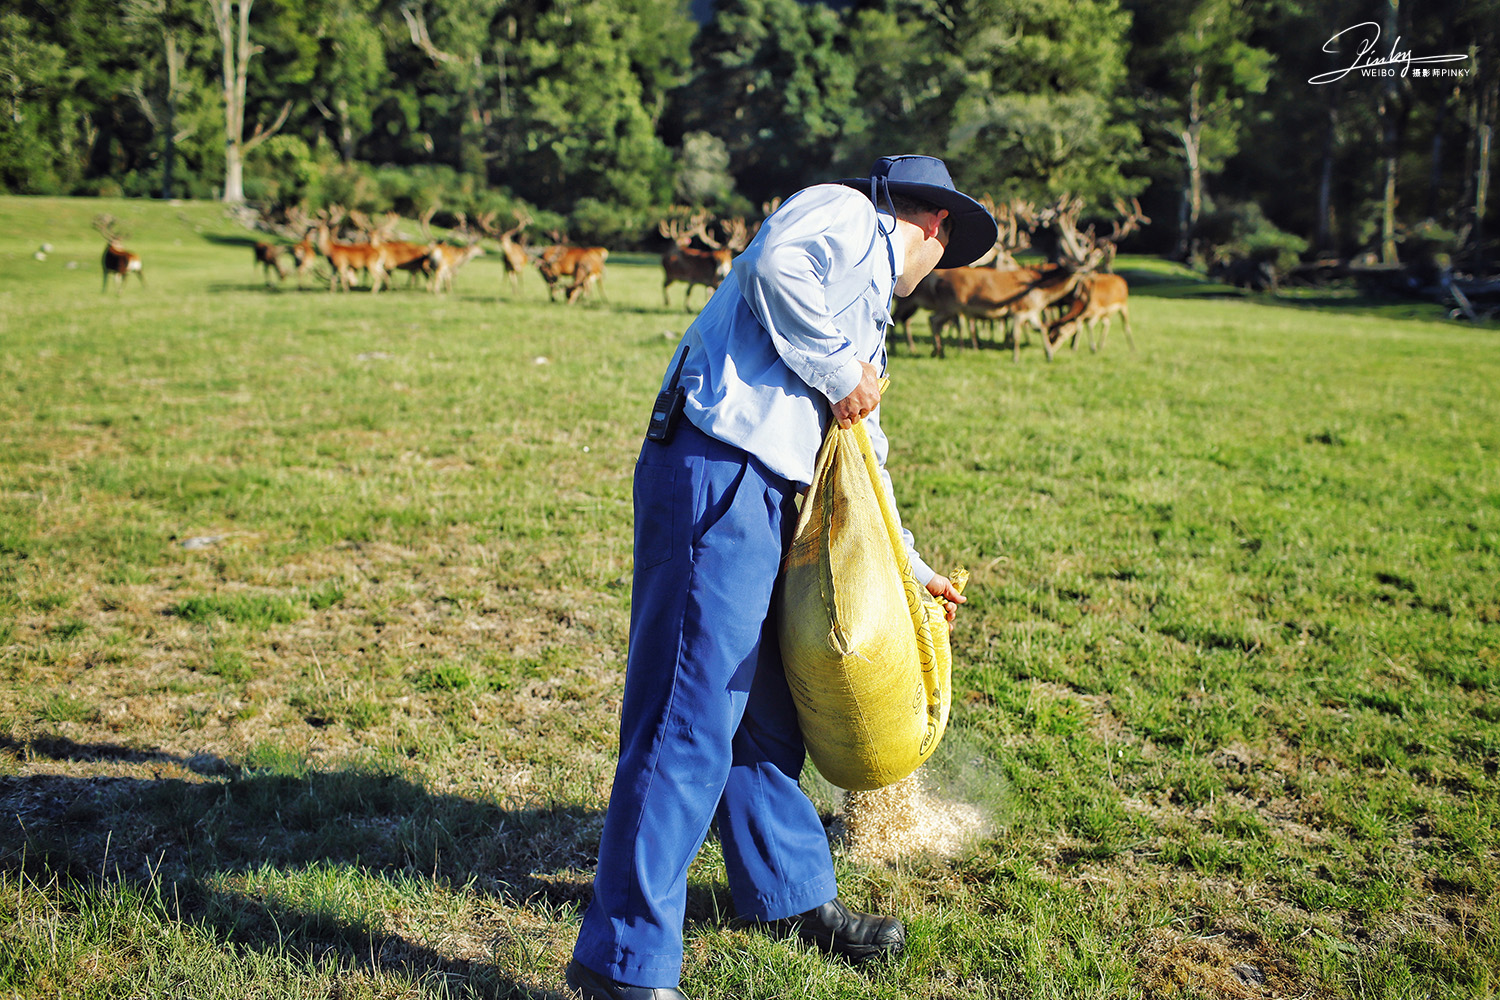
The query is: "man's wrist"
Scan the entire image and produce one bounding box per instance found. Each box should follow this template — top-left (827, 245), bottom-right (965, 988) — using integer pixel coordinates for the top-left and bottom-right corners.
top-left (824, 360), bottom-right (864, 407)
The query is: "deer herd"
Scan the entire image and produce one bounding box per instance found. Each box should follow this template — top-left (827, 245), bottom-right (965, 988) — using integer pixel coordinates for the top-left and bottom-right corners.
top-left (892, 195), bottom-right (1148, 361)
top-left (94, 192), bottom-right (1147, 362)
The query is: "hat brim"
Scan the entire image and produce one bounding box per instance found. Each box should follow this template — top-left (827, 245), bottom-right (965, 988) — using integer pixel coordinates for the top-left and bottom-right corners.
top-left (837, 177), bottom-right (999, 269)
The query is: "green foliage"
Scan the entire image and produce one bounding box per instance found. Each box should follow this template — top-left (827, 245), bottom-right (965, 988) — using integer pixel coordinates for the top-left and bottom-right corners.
top-left (568, 197), bottom-right (656, 248)
top-left (674, 131), bottom-right (736, 209)
top-left (513, 2), bottom-right (685, 211)
top-left (0, 0), bottom-right (1492, 268)
top-left (0, 14), bottom-right (85, 194)
top-left (679, 0), bottom-right (865, 203)
top-left (1197, 199), bottom-right (1309, 272)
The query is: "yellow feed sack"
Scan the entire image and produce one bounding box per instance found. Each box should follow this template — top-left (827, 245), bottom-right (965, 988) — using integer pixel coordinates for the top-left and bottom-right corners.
top-left (778, 416), bottom-right (968, 791)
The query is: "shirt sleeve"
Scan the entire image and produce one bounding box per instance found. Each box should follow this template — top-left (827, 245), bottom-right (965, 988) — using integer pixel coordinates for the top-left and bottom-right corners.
top-left (732, 188), bottom-right (875, 405)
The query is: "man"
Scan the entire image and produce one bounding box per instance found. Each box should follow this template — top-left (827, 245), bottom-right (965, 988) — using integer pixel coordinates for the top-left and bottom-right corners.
top-left (567, 156), bottom-right (999, 1000)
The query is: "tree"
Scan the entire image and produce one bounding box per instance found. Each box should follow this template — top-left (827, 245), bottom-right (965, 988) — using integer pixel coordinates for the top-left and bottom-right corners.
top-left (675, 130), bottom-right (735, 207)
top-left (308, 0), bottom-right (388, 162)
top-left (1125, 0), bottom-right (1272, 261)
top-left (512, 0), bottom-right (690, 210)
top-left (677, 0), bottom-right (864, 202)
top-left (841, 0), bottom-right (1142, 205)
top-left (124, 0), bottom-right (201, 198)
top-left (396, 0), bottom-right (504, 179)
top-left (209, 0), bottom-right (291, 202)
top-left (0, 13), bottom-right (82, 193)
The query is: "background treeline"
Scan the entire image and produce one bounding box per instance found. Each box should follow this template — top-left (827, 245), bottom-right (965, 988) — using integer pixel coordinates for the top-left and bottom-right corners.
top-left (1, 0), bottom-right (1496, 266)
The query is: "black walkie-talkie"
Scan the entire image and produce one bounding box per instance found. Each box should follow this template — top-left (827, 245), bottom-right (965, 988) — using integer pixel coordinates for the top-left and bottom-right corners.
top-left (646, 343), bottom-right (691, 444)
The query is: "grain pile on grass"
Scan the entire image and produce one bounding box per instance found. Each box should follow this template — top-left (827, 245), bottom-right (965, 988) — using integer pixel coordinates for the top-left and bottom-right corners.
top-left (1134, 928), bottom-right (1313, 999)
top-left (838, 770), bottom-right (987, 861)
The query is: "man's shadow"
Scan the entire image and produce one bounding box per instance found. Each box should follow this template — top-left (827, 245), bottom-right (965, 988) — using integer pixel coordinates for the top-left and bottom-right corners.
top-left (0, 734), bottom-right (735, 998)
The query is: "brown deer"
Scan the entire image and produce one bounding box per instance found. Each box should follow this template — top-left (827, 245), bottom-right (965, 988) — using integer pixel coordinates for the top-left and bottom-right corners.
top-left (535, 239), bottom-right (610, 304)
top-left (890, 195), bottom-right (1034, 353)
top-left (1050, 273), bottom-right (1134, 353)
top-left (659, 212), bottom-right (748, 310)
top-left (253, 241), bottom-right (287, 284)
top-left (315, 207), bottom-right (385, 292)
top-left (276, 208), bottom-right (320, 288)
top-left (927, 264), bottom-right (1089, 362)
top-left (488, 209), bottom-right (533, 294)
top-left (95, 215), bottom-right (143, 292)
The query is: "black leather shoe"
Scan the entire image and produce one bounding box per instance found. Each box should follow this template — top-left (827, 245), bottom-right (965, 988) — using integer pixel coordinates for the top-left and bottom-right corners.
top-left (771, 898), bottom-right (905, 962)
top-left (564, 960), bottom-right (690, 1000)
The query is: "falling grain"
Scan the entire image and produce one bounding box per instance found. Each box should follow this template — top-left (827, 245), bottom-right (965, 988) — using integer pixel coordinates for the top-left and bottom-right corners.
top-left (838, 769), bottom-right (988, 862)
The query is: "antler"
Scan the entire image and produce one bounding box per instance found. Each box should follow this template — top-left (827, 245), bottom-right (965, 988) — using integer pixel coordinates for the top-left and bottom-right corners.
top-left (501, 208), bottom-right (531, 241)
top-left (418, 204), bottom-right (438, 243)
top-left (971, 195), bottom-right (1031, 267)
top-left (719, 217), bottom-right (750, 253)
top-left (1106, 197), bottom-right (1151, 244)
top-left (658, 209), bottom-right (716, 247)
top-left (1036, 195), bottom-right (1106, 271)
top-left (92, 214), bottom-right (126, 244)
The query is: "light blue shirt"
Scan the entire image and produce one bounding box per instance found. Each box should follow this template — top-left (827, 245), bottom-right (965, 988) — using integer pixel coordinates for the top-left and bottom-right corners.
top-left (662, 183), bottom-right (935, 585)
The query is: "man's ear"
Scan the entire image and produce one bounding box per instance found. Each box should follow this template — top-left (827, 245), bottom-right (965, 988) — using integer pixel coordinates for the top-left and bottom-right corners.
top-left (925, 208), bottom-right (950, 240)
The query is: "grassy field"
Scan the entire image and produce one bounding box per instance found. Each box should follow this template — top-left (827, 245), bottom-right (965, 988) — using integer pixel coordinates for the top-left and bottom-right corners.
top-left (1, 195), bottom-right (1497, 999)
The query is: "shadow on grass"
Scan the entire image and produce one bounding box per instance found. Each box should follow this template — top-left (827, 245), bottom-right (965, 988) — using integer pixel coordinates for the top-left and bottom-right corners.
top-left (1113, 262), bottom-right (1500, 327)
top-left (0, 733), bottom-right (714, 999)
top-left (199, 232), bottom-right (266, 249)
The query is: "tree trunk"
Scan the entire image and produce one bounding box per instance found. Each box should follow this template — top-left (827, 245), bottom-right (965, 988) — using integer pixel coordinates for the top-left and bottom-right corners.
top-left (1316, 80), bottom-right (1340, 254)
top-left (1378, 0), bottom-right (1401, 264)
top-left (1476, 78), bottom-right (1495, 274)
top-left (1176, 61), bottom-right (1205, 262)
top-left (159, 31), bottom-right (180, 200)
top-left (1427, 89), bottom-right (1449, 221)
top-left (212, 0), bottom-right (288, 203)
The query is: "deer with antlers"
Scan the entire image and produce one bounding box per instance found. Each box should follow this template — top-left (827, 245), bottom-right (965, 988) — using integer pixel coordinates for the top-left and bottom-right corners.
top-left (659, 211), bottom-right (747, 310)
top-left (891, 195), bottom-right (1035, 354)
top-left (907, 196), bottom-right (1149, 361)
top-left (313, 206), bottom-right (388, 292)
top-left (489, 209), bottom-right (533, 294)
top-left (426, 212), bottom-right (487, 295)
top-left (94, 215), bottom-right (144, 293)
top-left (535, 232), bottom-right (610, 305)
top-left (368, 207), bottom-right (442, 291)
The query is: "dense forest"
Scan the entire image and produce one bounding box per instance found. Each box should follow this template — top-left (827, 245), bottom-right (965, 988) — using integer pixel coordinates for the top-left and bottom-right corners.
top-left (1, 0), bottom-right (1495, 269)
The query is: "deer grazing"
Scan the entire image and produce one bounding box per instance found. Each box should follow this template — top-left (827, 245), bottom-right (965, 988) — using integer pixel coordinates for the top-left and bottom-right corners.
top-left (535, 234), bottom-right (610, 305)
top-left (658, 211), bottom-right (744, 310)
top-left (253, 241), bottom-right (287, 284)
top-left (95, 215), bottom-right (144, 292)
top-left (369, 208), bottom-right (441, 291)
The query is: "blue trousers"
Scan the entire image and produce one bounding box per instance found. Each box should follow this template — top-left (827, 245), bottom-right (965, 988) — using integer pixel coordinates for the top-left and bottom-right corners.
top-left (572, 420), bottom-right (837, 988)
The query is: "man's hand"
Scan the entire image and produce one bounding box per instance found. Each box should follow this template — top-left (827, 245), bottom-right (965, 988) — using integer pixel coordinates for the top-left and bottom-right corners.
top-left (926, 574), bottom-right (966, 627)
top-left (831, 361), bottom-right (882, 429)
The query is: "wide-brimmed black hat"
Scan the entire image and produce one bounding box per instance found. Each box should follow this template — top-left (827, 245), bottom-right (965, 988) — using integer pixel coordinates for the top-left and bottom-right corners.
top-left (837, 155), bottom-right (998, 269)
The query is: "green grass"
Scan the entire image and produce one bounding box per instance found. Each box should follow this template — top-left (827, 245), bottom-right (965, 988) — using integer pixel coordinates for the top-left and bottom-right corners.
top-left (1, 195), bottom-right (1498, 998)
